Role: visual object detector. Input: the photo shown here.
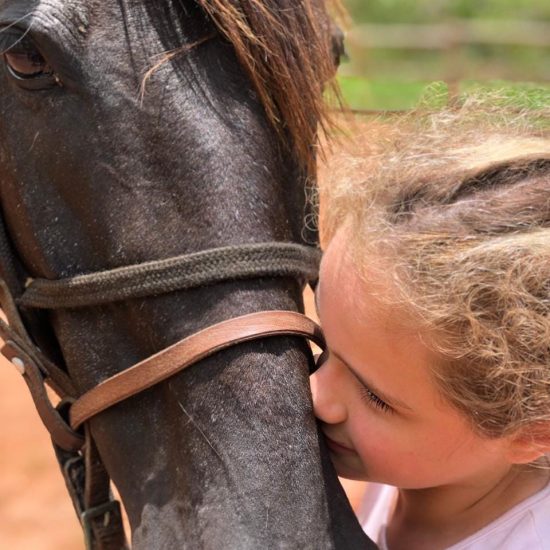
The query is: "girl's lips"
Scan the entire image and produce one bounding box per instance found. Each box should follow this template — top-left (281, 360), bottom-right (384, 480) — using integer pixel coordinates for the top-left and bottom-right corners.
top-left (324, 434), bottom-right (355, 454)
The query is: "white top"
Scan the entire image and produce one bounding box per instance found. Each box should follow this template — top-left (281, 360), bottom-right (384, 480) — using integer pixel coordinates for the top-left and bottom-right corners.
top-left (357, 480), bottom-right (550, 550)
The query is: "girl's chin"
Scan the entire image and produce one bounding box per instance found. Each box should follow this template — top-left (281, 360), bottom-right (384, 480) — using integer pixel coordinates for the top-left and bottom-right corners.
top-left (330, 455), bottom-right (368, 481)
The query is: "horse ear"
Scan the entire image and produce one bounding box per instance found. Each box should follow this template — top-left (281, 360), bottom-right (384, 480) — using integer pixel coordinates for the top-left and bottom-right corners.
top-left (329, 21), bottom-right (347, 70)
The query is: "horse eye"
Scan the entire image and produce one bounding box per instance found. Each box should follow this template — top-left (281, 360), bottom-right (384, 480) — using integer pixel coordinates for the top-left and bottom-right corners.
top-left (1, 34), bottom-right (57, 88)
top-left (4, 48), bottom-right (53, 79)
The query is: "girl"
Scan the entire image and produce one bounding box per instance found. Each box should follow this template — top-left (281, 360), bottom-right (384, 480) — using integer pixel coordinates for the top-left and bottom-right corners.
top-left (310, 97), bottom-right (550, 549)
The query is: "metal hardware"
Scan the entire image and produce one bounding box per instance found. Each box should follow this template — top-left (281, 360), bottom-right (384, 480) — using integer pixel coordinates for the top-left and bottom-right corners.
top-left (10, 356), bottom-right (25, 375)
top-left (82, 500), bottom-right (123, 550)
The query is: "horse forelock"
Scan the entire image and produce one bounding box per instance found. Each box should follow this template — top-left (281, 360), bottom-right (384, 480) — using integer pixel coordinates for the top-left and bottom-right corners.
top-left (193, 0), bottom-right (340, 172)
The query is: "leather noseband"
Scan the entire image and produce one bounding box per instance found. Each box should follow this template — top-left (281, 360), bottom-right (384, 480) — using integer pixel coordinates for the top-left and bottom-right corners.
top-left (70, 310), bottom-right (325, 430)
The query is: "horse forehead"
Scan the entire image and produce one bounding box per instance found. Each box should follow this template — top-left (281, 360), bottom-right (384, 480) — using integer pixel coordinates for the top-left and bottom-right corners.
top-left (17, 2), bottom-right (144, 43)
top-left (31, 0), bottom-right (90, 30)
top-left (28, 1), bottom-right (195, 59)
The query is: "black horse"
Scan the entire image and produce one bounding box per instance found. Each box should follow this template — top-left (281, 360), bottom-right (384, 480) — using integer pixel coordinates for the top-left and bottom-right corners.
top-left (0, 1), bottom-right (371, 548)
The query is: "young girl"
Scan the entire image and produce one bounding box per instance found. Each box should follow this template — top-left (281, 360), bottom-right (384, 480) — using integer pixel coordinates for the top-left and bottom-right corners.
top-left (310, 97), bottom-right (550, 549)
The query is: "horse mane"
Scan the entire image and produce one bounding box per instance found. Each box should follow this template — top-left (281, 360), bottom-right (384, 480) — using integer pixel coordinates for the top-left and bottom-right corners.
top-left (196, 0), bottom-right (341, 171)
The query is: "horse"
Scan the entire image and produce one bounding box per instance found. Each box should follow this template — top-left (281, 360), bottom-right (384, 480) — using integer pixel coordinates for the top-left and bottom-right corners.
top-left (0, 1), bottom-right (372, 548)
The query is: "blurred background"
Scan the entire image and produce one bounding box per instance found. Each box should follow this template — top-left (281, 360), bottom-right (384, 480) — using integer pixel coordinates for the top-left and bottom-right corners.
top-left (339, 0), bottom-right (549, 110)
top-left (1, 2), bottom-right (548, 549)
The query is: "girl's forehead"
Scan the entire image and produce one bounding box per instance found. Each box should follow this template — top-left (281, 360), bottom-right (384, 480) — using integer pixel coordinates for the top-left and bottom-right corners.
top-left (320, 230), bottom-right (403, 323)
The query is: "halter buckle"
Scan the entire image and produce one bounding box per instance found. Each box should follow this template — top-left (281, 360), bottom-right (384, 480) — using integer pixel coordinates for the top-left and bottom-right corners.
top-left (82, 500), bottom-right (124, 550)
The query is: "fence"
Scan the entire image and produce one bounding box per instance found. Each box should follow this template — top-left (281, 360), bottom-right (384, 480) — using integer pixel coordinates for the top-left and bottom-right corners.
top-left (349, 20), bottom-right (550, 49)
top-left (339, 19), bottom-right (550, 112)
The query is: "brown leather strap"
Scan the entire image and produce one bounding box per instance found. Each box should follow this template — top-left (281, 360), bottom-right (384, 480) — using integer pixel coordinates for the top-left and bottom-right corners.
top-left (70, 311), bottom-right (324, 429)
top-left (54, 426), bottom-right (128, 550)
top-left (0, 279), bottom-right (77, 397)
top-left (1, 339), bottom-right (84, 451)
top-left (82, 426), bottom-right (129, 550)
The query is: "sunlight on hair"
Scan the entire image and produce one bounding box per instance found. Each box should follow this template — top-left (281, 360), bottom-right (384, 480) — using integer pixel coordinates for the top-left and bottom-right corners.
top-left (318, 90), bottom-right (550, 438)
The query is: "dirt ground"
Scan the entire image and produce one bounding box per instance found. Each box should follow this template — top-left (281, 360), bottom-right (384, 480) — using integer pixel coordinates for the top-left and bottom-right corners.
top-left (0, 354), bottom-right (83, 550)
top-left (0, 289), bottom-right (365, 549)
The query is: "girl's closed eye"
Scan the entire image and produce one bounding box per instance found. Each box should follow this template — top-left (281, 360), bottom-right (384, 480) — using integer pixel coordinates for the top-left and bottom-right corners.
top-left (360, 385), bottom-right (393, 414)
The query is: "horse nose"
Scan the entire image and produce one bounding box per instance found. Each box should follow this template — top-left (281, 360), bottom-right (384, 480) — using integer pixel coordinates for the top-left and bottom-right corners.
top-left (330, 21), bottom-right (348, 67)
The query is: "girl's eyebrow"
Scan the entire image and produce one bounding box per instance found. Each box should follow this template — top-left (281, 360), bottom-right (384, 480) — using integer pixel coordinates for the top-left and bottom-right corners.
top-left (331, 349), bottom-right (413, 412)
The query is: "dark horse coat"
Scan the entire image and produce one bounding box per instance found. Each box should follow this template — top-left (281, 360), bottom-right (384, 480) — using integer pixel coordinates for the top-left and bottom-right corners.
top-left (0, 1), bottom-right (373, 548)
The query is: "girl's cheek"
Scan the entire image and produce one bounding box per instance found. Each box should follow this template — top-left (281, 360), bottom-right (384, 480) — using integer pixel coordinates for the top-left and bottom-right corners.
top-left (352, 412), bottom-right (402, 460)
top-left (350, 412), bottom-right (381, 450)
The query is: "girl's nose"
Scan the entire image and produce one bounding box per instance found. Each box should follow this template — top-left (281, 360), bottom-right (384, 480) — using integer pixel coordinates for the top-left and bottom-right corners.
top-left (310, 354), bottom-right (348, 425)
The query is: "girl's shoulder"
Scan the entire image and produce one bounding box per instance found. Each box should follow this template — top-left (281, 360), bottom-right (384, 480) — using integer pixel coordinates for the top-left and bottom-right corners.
top-left (357, 479), bottom-right (550, 550)
top-left (449, 478), bottom-right (550, 550)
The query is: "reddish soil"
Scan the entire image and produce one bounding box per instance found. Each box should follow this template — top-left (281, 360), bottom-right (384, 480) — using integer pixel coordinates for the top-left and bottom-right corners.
top-left (0, 355), bottom-right (82, 549)
top-left (0, 289), bottom-right (365, 549)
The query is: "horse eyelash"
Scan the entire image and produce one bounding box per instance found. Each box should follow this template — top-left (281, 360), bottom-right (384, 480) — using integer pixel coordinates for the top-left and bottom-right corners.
top-left (0, 19), bottom-right (35, 55)
top-left (0, 11), bottom-right (35, 37)
top-left (360, 386), bottom-right (393, 414)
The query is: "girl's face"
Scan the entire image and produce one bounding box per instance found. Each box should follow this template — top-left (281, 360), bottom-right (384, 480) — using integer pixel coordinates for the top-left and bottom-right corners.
top-left (310, 231), bottom-right (513, 488)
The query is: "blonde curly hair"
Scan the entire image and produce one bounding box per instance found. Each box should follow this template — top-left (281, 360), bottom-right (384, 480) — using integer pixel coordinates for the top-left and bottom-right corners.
top-left (319, 94), bottom-right (550, 438)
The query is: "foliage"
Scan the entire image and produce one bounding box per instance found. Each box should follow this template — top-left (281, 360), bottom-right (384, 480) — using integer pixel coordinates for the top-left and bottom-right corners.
top-left (338, 77), bottom-right (550, 112)
top-left (345, 0), bottom-right (550, 23)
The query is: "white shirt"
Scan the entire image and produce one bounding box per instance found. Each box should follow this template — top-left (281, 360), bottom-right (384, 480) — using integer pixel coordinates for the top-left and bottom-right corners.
top-left (358, 480), bottom-right (550, 549)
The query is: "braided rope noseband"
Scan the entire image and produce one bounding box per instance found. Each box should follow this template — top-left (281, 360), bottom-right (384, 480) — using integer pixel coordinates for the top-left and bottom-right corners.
top-left (19, 242), bottom-right (321, 309)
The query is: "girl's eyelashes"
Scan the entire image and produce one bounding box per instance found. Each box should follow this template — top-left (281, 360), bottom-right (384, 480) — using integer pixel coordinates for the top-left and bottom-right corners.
top-left (325, 348), bottom-right (396, 414)
top-left (360, 385), bottom-right (393, 414)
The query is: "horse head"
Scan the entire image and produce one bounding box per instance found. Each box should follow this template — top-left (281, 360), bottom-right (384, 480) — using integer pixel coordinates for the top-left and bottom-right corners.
top-left (0, 1), bottom-right (370, 547)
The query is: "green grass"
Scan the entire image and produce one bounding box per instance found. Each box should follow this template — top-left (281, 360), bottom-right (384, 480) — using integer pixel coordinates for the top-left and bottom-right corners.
top-left (338, 77), bottom-right (439, 110)
top-left (338, 77), bottom-right (550, 111)
top-left (460, 81), bottom-right (550, 109)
